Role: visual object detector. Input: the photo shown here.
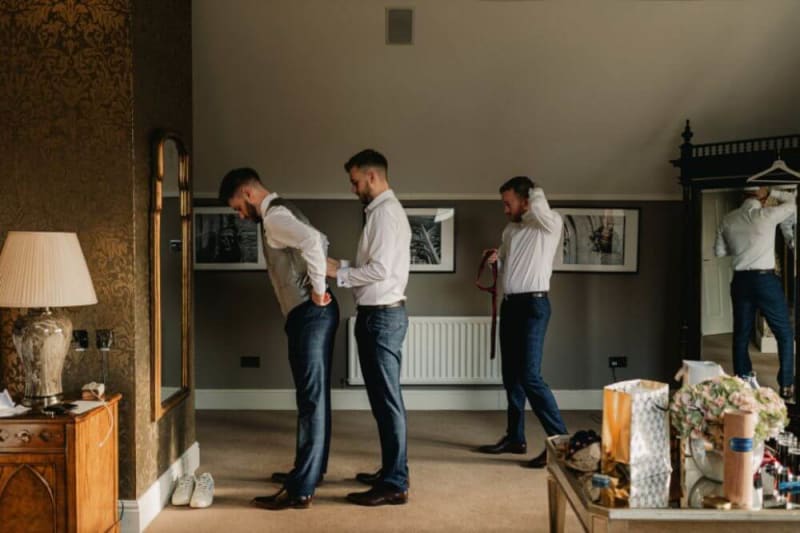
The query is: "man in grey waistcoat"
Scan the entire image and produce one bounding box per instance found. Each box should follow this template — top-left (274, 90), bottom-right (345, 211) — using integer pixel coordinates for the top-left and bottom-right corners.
top-left (218, 168), bottom-right (339, 510)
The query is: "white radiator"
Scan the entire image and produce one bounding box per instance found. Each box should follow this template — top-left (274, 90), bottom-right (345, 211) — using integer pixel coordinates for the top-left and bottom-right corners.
top-left (347, 316), bottom-right (502, 385)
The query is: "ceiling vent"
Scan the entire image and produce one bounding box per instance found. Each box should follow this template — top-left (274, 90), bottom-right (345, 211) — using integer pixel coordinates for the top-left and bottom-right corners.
top-left (386, 8), bottom-right (413, 45)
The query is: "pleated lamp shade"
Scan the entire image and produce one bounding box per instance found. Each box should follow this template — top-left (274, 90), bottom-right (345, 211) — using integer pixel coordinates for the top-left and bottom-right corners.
top-left (0, 231), bottom-right (98, 308)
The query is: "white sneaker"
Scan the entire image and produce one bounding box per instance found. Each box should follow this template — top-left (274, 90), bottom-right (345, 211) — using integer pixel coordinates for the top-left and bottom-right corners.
top-left (190, 473), bottom-right (214, 508)
top-left (171, 474), bottom-right (195, 506)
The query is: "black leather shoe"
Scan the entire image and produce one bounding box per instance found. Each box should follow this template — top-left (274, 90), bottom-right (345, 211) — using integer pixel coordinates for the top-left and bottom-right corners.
top-left (355, 468), bottom-right (411, 488)
top-left (270, 471), bottom-right (323, 486)
top-left (780, 385), bottom-right (796, 405)
top-left (523, 449), bottom-right (547, 469)
top-left (477, 436), bottom-right (527, 455)
top-left (347, 484), bottom-right (408, 506)
top-left (252, 488), bottom-right (312, 510)
top-left (355, 468), bottom-right (382, 486)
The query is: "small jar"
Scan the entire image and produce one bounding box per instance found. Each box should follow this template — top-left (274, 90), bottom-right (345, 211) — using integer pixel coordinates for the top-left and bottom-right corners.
top-left (590, 473), bottom-right (611, 503)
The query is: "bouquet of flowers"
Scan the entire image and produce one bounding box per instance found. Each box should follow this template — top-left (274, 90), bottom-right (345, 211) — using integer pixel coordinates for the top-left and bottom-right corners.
top-left (670, 375), bottom-right (787, 450)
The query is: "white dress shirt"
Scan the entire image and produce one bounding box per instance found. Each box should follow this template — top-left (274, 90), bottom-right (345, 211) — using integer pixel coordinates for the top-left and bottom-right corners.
top-left (337, 189), bottom-right (411, 305)
top-left (499, 187), bottom-right (562, 294)
top-left (715, 189), bottom-right (796, 271)
top-left (260, 193), bottom-right (328, 295)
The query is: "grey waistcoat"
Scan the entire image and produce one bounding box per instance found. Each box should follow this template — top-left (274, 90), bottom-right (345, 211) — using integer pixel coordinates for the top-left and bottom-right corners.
top-left (262, 198), bottom-right (326, 317)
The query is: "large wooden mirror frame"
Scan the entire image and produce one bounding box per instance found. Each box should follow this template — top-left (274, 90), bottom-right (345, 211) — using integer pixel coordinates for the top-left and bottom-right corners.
top-left (671, 121), bottom-right (800, 432)
top-left (151, 130), bottom-right (192, 421)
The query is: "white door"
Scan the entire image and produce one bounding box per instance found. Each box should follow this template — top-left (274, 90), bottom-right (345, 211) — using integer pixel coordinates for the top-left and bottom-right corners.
top-left (701, 191), bottom-right (737, 335)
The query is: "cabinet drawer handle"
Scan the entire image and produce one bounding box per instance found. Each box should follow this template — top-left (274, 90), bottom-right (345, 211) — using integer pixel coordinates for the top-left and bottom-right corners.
top-left (15, 430), bottom-right (31, 443)
top-left (39, 430), bottom-right (53, 442)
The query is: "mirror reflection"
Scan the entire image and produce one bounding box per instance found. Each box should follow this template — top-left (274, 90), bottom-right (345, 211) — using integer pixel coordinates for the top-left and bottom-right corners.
top-left (161, 139), bottom-right (184, 402)
top-left (701, 186), bottom-right (797, 395)
top-left (151, 131), bottom-right (191, 421)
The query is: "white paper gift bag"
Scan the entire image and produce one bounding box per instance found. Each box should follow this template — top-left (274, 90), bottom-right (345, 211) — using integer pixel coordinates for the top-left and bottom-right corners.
top-left (673, 360), bottom-right (724, 386)
top-left (601, 379), bottom-right (673, 508)
top-left (602, 379), bottom-right (672, 476)
top-left (628, 472), bottom-right (671, 509)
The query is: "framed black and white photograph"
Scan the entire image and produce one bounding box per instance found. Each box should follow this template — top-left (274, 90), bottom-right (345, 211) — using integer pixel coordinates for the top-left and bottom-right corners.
top-left (193, 206), bottom-right (266, 270)
top-left (405, 207), bottom-right (455, 272)
top-left (554, 207), bottom-right (639, 273)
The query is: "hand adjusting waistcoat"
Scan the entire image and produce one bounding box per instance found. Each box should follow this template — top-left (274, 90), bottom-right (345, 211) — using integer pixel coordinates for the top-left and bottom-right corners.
top-left (262, 198), bottom-right (319, 316)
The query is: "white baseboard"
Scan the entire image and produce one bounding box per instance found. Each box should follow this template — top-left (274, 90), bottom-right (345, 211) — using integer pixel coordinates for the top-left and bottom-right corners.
top-left (195, 388), bottom-right (602, 411)
top-left (119, 441), bottom-right (200, 533)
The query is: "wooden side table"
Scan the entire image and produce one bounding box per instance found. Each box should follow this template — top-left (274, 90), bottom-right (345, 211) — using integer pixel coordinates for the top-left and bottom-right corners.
top-left (0, 394), bottom-right (120, 533)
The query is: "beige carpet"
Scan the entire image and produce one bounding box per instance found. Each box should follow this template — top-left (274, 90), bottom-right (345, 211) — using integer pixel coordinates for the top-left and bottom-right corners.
top-left (147, 409), bottom-right (597, 532)
top-left (702, 332), bottom-right (780, 390)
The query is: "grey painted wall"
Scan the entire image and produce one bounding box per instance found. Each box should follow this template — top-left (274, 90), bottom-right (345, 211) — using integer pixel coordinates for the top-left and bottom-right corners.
top-left (192, 198), bottom-right (683, 390)
top-left (192, 1), bottom-right (800, 198)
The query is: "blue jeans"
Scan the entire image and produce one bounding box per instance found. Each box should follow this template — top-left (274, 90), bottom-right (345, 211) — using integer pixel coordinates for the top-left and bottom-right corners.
top-left (499, 294), bottom-right (567, 445)
top-left (731, 271), bottom-right (794, 388)
top-left (355, 306), bottom-right (409, 492)
top-left (283, 295), bottom-right (339, 497)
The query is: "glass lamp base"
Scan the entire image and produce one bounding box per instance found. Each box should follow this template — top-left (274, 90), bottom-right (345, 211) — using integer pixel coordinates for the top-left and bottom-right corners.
top-left (12, 308), bottom-right (72, 409)
top-left (22, 393), bottom-right (64, 409)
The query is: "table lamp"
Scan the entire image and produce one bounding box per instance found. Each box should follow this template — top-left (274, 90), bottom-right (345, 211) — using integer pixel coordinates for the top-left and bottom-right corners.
top-left (0, 231), bottom-right (97, 408)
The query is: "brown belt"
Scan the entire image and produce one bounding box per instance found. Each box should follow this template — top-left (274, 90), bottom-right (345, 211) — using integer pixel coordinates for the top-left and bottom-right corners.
top-left (475, 250), bottom-right (498, 360)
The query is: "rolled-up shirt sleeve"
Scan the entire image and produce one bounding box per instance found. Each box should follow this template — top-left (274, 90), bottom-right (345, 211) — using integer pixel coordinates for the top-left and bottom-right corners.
top-left (264, 209), bottom-right (327, 295)
top-left (522, 187), bottom-right (560, 233)
top-left (766, 189), bottom-right (797, 225)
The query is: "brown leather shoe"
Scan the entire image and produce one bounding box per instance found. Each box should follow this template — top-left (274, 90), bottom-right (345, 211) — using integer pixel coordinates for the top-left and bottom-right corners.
top-left (252, 488), bottom-right (312, 510)
top-left (523, 449), bottom-right (547, 469)
top-left (347, 485), bottom-right (408, 506)
top-left (477, 436), bottom-right (527, 455)
top-left (355, 468), bottom-right (382, 486)
top-left (270, 471), bottom-right (323, 486)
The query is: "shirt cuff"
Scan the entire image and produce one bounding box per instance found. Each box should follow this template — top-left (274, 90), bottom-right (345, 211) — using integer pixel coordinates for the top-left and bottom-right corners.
top-left (336, 267), bottom-right (352, 288)
top-left (310, 277), bottom-right (327, 296)
top-left (770, 189), bottom-right (795, 202)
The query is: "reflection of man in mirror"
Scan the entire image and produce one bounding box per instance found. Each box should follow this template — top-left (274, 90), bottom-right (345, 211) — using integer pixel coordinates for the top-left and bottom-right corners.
top-left (216, 222), bottom-right (241, 262)
top-left (219, 167), bottom-right (339, 510)
top-left (715, 186), bottom-right (797, 403)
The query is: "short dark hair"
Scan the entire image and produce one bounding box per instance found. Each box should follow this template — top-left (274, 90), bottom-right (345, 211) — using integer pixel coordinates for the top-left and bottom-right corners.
top-left (344, 149), bottom-right (388, 173)
top-left (499, 176), bottom-right (534, 198)
top-left (218, 167), bottom-right (261, 203)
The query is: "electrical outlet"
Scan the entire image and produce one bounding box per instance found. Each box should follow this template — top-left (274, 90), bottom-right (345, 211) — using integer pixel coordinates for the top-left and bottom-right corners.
top-left (96, 329), bottom-right (114, 351)
top-left (608, 356), bottom-right (628, 369)
top-left (72, 330), bottom-right (89, 351)
top-left (240, 356), bottom-right (260, 368)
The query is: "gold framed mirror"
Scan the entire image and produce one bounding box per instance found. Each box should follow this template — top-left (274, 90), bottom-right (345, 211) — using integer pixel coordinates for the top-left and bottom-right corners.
top-left (151, 130), bottom-right (192, 421)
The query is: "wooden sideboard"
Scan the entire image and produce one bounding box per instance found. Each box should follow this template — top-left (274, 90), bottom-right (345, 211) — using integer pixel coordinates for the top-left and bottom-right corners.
top-left (0, 394), bottom-right (120, 533)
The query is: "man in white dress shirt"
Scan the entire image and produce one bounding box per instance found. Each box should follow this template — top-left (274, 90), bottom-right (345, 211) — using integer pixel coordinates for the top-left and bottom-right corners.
top-left (715, 186), bottom-right (796, 403)
top-left (219, 168), bottom-right (340, 509)
top-left (326, 149), bottom-right (412, 506)
top-left (477, 176), bottom-right (568, 468)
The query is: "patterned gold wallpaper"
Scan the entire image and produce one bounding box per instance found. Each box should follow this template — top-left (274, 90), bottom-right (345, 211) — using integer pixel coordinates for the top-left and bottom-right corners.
top-left (0, 0), bottom-right (194, 500)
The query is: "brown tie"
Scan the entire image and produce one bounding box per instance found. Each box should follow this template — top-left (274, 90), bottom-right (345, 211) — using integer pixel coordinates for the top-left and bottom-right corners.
top-left (475, 250), bottom-right (499, 359)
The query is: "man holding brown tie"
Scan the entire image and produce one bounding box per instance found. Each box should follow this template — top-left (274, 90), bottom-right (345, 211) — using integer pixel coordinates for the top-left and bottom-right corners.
top-left (476, 176), bottom-right (568, 468)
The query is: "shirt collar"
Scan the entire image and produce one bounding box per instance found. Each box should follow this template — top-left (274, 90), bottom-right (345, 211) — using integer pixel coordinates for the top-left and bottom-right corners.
top-left (260, 192), bottom-right (279, 218)
top-left (365, 189), bottom-right (395, 213)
